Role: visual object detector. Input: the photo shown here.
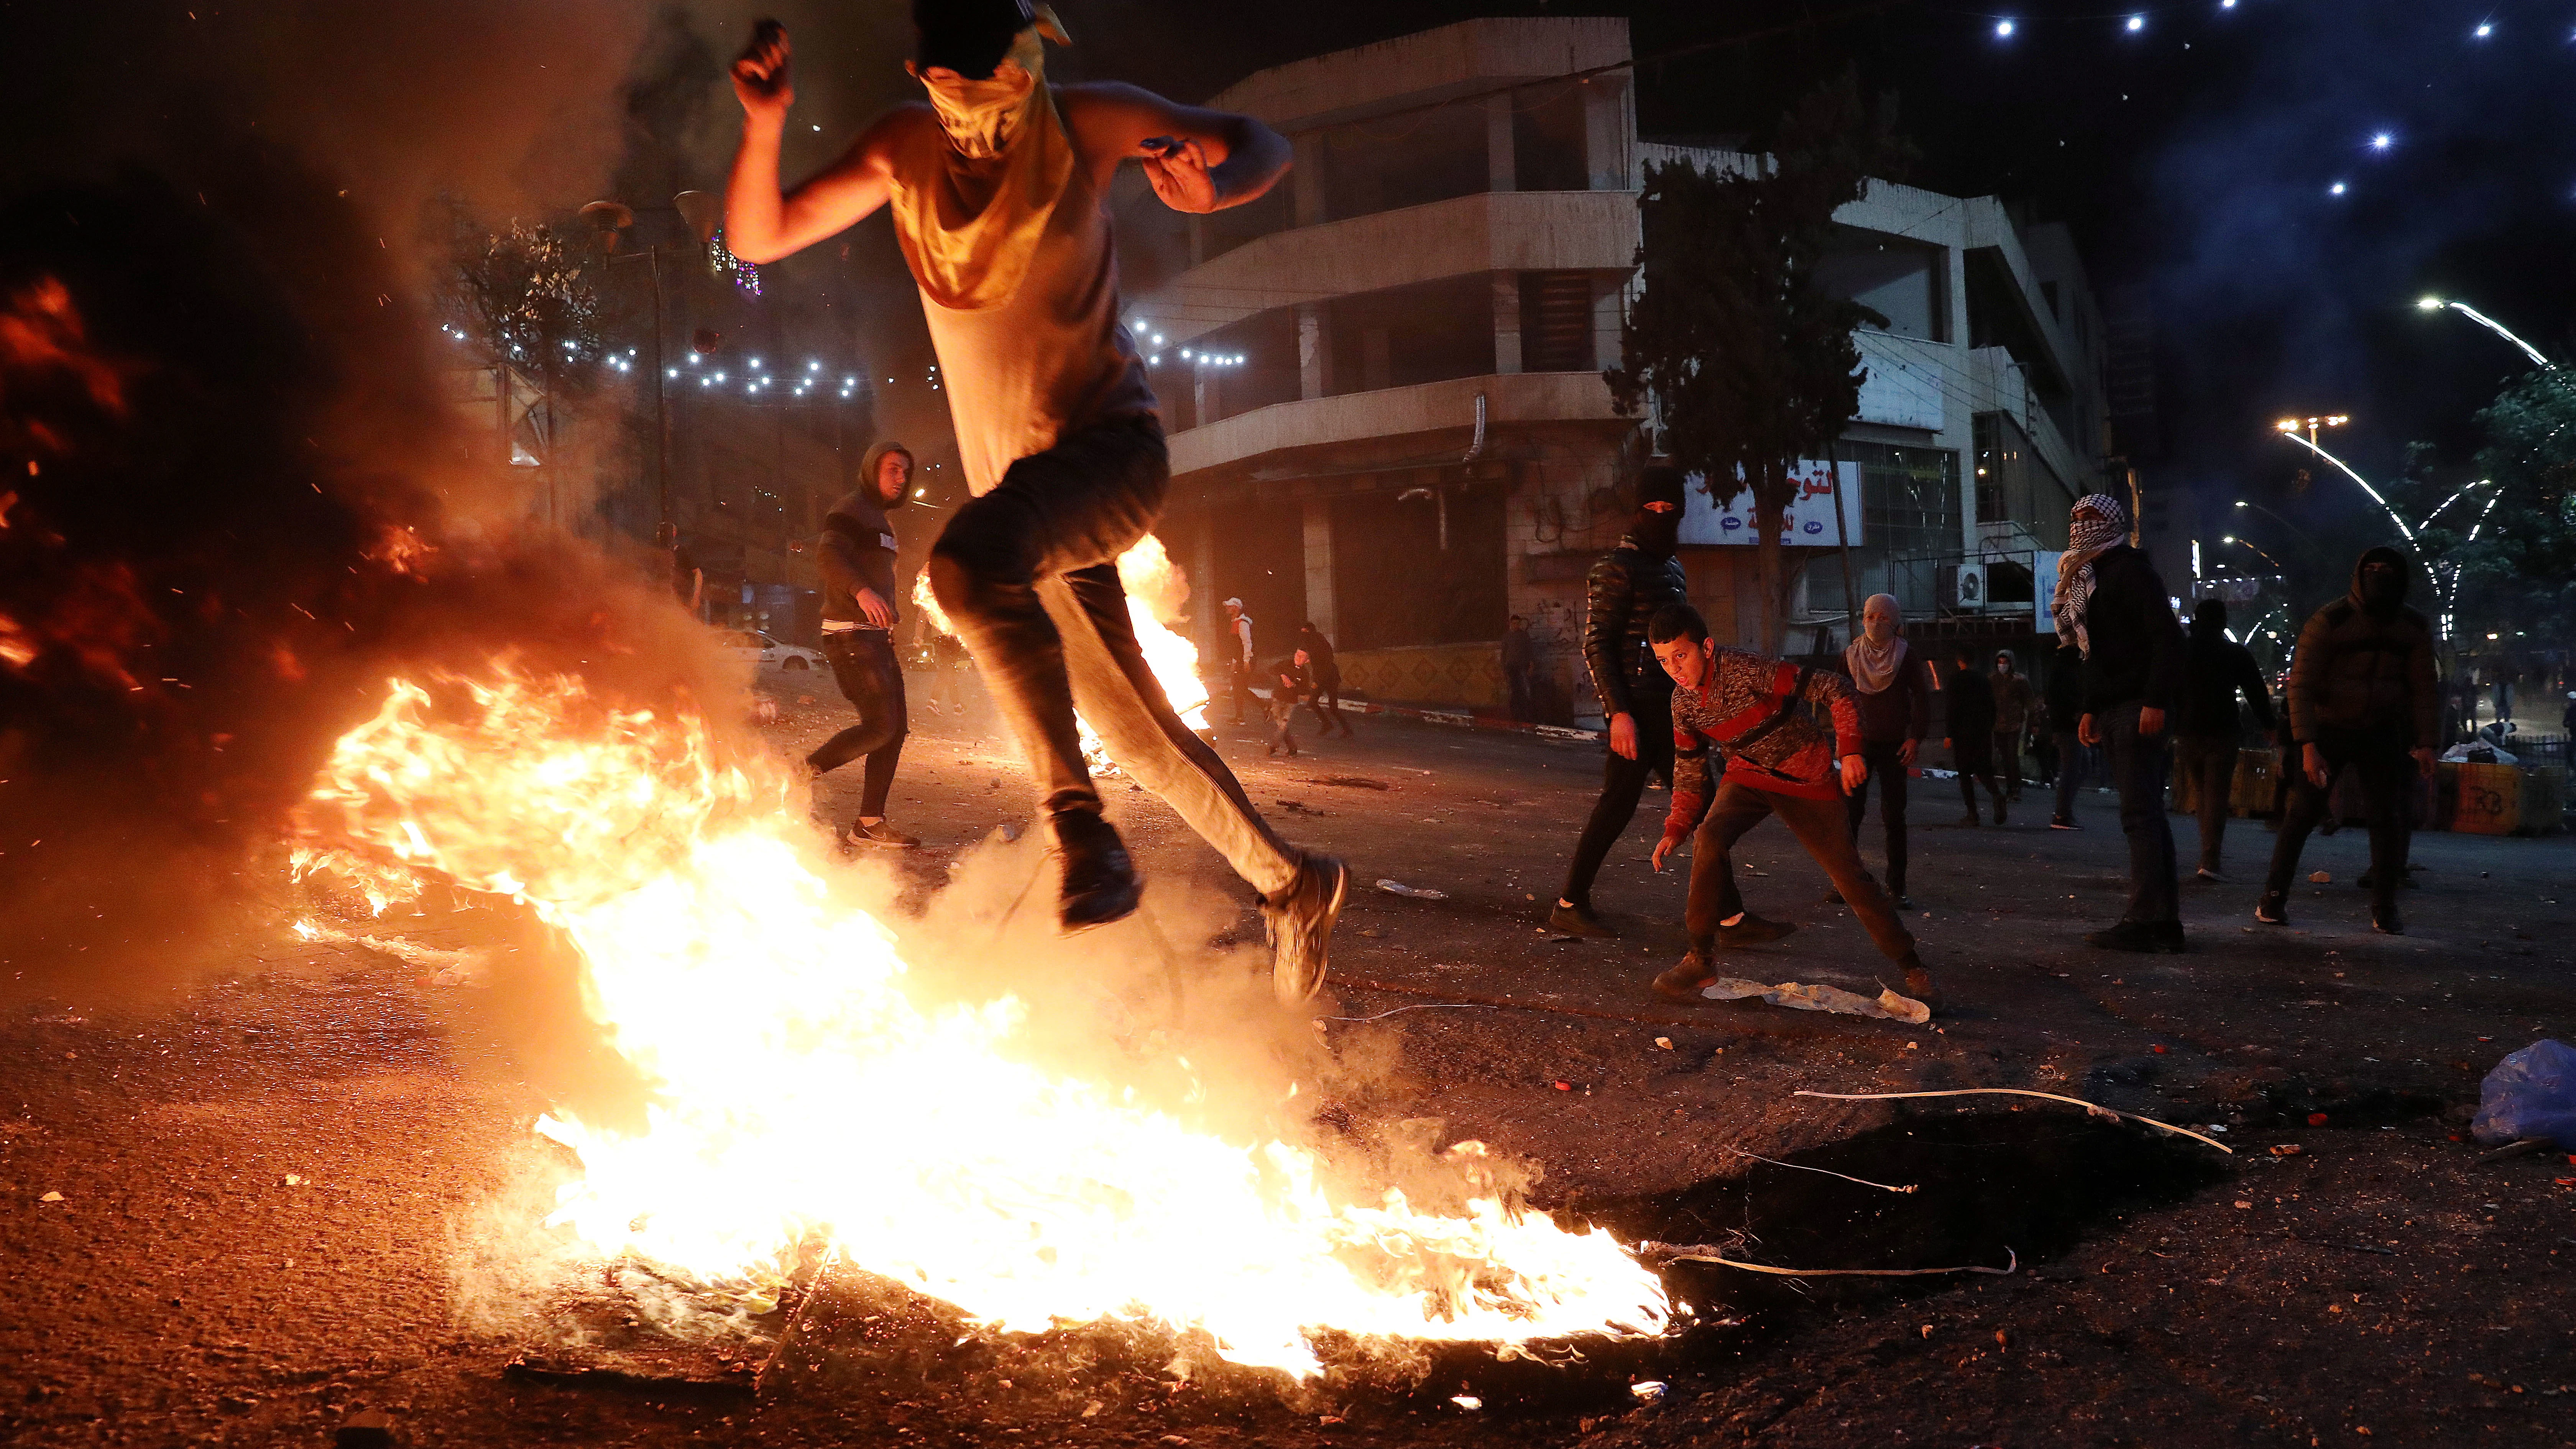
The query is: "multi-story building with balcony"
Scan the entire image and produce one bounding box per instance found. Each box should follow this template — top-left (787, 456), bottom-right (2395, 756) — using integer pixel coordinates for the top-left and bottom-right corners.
top-left (1126, 17), bottom-right (2115, 724)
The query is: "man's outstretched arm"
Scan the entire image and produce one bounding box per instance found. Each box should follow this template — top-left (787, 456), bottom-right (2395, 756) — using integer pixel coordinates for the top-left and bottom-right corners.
top-left (724, 22), bottom-right (897, 264)
top-left (1061, 82), bottom-right (1291, 214)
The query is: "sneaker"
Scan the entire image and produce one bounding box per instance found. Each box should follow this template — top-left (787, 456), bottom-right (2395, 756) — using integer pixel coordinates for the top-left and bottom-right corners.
top-left (2050, 816), bottom-right (2082, 831)
top-left (2372, 905), bottom-right (2404, 936)
top-left (2254, 891), bottom-right (2288, 925)
top-left (2086, 920), bottom-right (2185, 953)
top-left (2195, 866), bottom-right (2224, 882)
top-left (1049, 808), bottom-right (1142, 933)
top-left (845, 819), bottom-right (921, 849)
top-left (1990, 791), bottom-right (2008, 826)
top-left (1715, 913), bottom-right (1797, 947)
top-left (1264, 853), bottom-right (1349, 1005)
top-left (1546, 900), bottom-right (1620, 939)
top-left (1894, 894), bottom-right (1916, 910)
top-left (1651, 949), bottom-right (1717, 1004)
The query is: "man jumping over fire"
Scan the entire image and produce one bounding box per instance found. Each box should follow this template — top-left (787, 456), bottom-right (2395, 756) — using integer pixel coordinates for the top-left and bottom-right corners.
top-left (723, 2), bottom-right (1347, 1001)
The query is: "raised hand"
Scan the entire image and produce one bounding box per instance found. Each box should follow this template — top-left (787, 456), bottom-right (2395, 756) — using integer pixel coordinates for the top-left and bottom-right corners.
top-left (1141, 136), bottom-right (1219, 214)
top-left (733, 18), bottom-right (794, 120)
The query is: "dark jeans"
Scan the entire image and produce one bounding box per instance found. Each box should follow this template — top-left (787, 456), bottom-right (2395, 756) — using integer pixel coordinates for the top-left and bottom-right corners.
top-left (1993, 729), bottom-right (2025, 796)
top-left (1952, 732), bottom-right (1999, 815)
top-left (808, 629), bottom-right (909, 819)
top-left (2052, 729), bottom-right (2085, 819)
top-left (1224, 660), bottom-right (1258, 724)
top-left (1301, 669), bottom-right (1353, 736)
top-left (1506, 669), bottom-right (1536, 724)
top-left (2174, 734), bottom-right (2240, 871)
top-left (1689, 780), bottom-right (1916, 965)
top-left (927, 415), bottom-right (1298, 898)
top-left (2102, 702), bottom-right (2179, 926)
top-left (1843, 738), bottom-right (1911, 895)
top-left (1559, 685), bottom-right (1675, 908)
top-left (2263, 727), bottom-right (2415, 915)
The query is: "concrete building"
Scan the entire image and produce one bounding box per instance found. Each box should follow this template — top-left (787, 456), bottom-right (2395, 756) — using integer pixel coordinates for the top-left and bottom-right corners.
top-left (1132, 16), bottom-right (2117, 724)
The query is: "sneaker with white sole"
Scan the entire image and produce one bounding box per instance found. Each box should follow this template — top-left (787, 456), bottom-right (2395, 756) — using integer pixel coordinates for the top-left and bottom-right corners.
top-left (1264, 853), bottom-right (1349, 1004)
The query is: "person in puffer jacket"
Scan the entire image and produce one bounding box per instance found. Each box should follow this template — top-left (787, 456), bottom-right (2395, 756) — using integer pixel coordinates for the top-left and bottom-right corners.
top-left (1546, 466), bottom-right (1691, 939)
top-left (2257, 546), bottom-right (2438, 935)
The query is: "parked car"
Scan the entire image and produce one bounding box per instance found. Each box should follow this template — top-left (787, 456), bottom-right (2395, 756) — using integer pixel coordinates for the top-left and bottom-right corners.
top-left (720, 629), bottom-right (826, 672)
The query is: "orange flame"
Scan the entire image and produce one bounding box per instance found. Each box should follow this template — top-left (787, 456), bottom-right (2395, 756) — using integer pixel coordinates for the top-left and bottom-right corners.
top-left (293, 662), bottom-right (1666, 1377)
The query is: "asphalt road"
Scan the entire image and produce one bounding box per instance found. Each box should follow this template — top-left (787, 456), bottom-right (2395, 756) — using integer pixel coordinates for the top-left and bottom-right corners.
top-left (5, 667), bottom-right (2572, 1447)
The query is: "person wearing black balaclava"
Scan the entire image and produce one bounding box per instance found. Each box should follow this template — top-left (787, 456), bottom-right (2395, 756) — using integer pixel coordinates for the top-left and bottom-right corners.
top-left (1548, 466), bottom-right (1702, 939)
top-left (2258, 546), bottom-right (2437, 935)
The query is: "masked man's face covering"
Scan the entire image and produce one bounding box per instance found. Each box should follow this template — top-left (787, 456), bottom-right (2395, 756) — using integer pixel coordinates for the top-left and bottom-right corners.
top-left (2358, 558), bottom-right (2406, 616)
top-left (894, 5), bottom-right (1076, 310)
top-left (1630, 469), bottom-right (1687, 556)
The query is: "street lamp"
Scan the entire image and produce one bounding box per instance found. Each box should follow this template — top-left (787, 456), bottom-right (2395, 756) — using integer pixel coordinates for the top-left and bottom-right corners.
top-left (583, 191), bottom-right (723, 542)
top-left (2273, 413), bottom-right (2349, 452)
top-left (2418, 296), bottom-right (2553, 370)
top-left (2217, 535), bottom-right (2285, 573)
top-left (2230, 499), bottom-right (2321, 552)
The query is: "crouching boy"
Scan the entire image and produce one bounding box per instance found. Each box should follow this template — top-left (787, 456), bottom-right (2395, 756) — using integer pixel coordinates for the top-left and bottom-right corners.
top-left (1645, 605), bottom-right (1938, 1008)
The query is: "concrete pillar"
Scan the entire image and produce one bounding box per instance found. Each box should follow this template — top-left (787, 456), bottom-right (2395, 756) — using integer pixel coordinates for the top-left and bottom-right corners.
top-left (1293, 132), bottom-right (1328, 227)
top-left (1485, 92), bottom-right (1517, 192)
top-left (1191, 510), bottom-right (1221, 659)
top-left (1301, 497), bottom-right (1337, 642)
top-left (1298, 302), bottom-right (1327, 400)
top-left (1492, 274), bottom-right (1523, 375)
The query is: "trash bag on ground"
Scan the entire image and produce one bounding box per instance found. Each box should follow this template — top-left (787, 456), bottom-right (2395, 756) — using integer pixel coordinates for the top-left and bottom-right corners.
top-left (2471, 1038), bottom-right (2576, 1148)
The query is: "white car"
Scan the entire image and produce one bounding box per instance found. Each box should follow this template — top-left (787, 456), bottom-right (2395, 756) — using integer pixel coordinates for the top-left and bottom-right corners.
top-left (720, 629), bottom-right (826, 672)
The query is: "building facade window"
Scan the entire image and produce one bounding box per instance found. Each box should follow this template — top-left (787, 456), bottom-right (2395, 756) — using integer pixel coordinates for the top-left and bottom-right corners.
top-left (1518, 271), bottom-right (1597, 372)
top-left (1843, 441), bottom-right (1960, 615)
top-left (1324, 275), bottom-right (1497, 396)
top-left (1973, 410), bottom-right (2074, 549)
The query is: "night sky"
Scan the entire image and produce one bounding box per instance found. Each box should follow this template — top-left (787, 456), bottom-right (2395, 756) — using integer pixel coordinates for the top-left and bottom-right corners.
top-left (7, 0), bottom-right (2569, 552)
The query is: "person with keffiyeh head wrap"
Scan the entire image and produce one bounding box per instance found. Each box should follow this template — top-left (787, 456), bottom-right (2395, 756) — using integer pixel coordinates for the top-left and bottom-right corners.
top-left (2059, 493), bottom-right (2188, 953)
top-left (722, 3), bottom-right (1351, 1005)
top-left (1837, 593), bottom-right (1928, 909)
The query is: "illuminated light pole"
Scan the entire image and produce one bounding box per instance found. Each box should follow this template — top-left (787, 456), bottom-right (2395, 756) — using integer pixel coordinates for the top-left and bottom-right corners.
top-left (2230, 499), bottom-right (2320, 552)
top-left (2415, 296), bottom-right (2553, 370)
top-left (2217, 535), bottom-right (2286, 575)
top-left (2268, 414), bottom-right (2502, 640)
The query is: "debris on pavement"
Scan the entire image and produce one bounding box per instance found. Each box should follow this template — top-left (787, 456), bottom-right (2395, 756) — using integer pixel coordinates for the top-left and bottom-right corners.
top-left (1375, 879), bottom-right (1449, 901)
top-left (1700, 976), bottom-right (1931, 1025)
top-left (39, 1190), bottom-right (63, 1202)
top-left (1630, 1381), bottom-right (1667, 1403)
top-left (1643, 1240), bottom-right (2018, 1279)
top-left (2471, 1038), bottom-right (2576, 1149)
top-left (1794, 1087), bottom-right (2235, 1153)
top-left (2310, 869), bottom-right (2333, 883)
top-left (1654, 1036), bottom-right (1673, 1049)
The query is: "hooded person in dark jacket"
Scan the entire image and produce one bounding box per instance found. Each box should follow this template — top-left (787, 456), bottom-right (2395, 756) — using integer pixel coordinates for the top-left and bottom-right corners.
top-left (1549, 466), bottom-right (1690, 937)
top-left (2061, 492), bottom-right (2188, 952)
top-left (2258, 546), bottom-right (2438, 934)
top-left (2172, 598), bottom-right (2275, 880)
top-left (810, 440), bottom-right (921, 848)
top-left (1942, 648), bottom-right (2006, 826)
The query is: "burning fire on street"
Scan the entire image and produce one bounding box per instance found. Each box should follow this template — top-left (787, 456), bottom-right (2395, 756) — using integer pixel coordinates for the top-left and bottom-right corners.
top-left (289, 659), bottom-right (1668, 1380)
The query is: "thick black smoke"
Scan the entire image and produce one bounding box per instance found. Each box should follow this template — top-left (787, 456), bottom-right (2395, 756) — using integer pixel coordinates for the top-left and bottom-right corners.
top-left (0, 145), bottom-right (741, 991)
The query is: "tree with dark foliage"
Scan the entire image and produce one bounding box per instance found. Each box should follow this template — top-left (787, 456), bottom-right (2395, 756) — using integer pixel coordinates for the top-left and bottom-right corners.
top-left (1605, 74), bottom-right (1909, 651)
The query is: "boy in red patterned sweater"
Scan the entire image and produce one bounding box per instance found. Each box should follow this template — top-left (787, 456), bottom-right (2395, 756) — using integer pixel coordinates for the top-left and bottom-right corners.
top-left (1644, 605), bottom-right (1938, 1009)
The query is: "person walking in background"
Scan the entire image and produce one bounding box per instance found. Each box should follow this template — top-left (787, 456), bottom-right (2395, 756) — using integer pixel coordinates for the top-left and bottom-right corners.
top-left (1503, 613), bottom-right (1538, 723)
top-left (1548, 468), bottom-right (1690, 938)
top-left (2258, 547), bottom-right (2438, 935)
top-left (1644, 605), bottom-right (1938, 1010)
top-left (2046, 639), bottom-right (2087, 828)
top-left (2173, 598), bottom-right (2275, 882)
top-left (1262, 656), bottom-right (1305, 758)
top-left (808, 440), bottom-right (922, 849)
top-left (1296, 621), bottom-right (1353, 737)
top-left (2061, 493), bottom-right (2187, 952)
top-left (1221, 598), bottom-right (1257, 726)
top-left (1841, 593), bottom-right (1929, 910)
top-left (1991, 650), bottom-right (2034, 803)
top-left (1943, 648), bottom-right (2007, 826)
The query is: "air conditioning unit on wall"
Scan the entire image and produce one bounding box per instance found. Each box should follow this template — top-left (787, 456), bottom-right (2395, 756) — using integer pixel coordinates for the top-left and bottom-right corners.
top-left (1938, 562), bottom-right (1987, 611)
